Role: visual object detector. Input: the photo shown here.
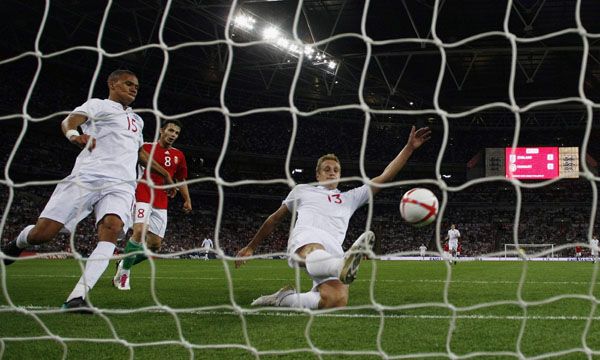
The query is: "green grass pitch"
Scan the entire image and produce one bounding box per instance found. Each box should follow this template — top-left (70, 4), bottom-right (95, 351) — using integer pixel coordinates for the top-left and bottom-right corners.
top-left (2, 258), bottom-right (600, 359)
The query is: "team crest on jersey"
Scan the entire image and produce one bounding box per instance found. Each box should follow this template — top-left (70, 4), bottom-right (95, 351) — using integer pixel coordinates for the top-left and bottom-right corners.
top-left (174, 156), bottom-right (179, 164)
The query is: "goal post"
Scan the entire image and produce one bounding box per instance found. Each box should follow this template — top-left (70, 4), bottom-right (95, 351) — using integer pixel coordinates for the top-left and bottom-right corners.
top-left (504, 243), bottom-right (555, 258)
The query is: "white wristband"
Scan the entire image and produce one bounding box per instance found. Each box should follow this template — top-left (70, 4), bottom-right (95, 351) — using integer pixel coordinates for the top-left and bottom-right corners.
top-left (65, 129), bottom-right (80, 141)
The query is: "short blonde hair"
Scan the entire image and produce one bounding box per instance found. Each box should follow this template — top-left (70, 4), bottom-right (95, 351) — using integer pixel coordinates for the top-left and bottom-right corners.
top-left (316, 153), bottom-right (341, 174)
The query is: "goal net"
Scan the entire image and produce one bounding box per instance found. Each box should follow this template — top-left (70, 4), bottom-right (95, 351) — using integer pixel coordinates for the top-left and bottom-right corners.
top-left (2, 0), bottom-right (600, 359)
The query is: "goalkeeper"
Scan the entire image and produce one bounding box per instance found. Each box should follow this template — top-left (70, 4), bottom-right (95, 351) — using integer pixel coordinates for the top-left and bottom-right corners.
top-left (2, 70), bottom-right (174, 312)
top-left (235, 125), bottom-right (430, 309)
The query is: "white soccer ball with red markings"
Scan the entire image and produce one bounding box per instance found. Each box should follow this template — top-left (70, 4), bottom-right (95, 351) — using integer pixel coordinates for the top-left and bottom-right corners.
top-left (400, 188), bottom-right (439, 227)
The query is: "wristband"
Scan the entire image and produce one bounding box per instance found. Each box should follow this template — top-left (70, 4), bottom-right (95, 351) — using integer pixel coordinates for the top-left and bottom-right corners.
top-left (65, 129), bottom-right (80, 141)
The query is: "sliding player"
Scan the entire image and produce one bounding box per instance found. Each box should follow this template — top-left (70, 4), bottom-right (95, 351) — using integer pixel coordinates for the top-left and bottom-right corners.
top-left (235, 126), bottom-right (431, 309)
top-left (113, 119), bottom-right (191, 290)
top-left (2, 70), bottom-right (174, 312)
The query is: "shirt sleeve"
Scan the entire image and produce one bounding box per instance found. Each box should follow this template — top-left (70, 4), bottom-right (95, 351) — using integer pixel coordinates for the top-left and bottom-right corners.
top-left (345, 184), bottom-right (370, 212)
top-left (72, 99), bottom-right (98, 118)
top-left (72, 99), bottom-right (101, 133)
top-left (282, 186), bottom-right (301, 213)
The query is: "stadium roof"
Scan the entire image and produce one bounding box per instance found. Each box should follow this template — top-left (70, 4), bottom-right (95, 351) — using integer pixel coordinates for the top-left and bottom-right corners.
top-left (2, 0), bottom-right (600, 127)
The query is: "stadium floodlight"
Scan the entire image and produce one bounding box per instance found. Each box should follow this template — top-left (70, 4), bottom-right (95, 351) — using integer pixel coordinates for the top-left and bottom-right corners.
top-left (233, 14), bottom-right (256, 30)
top-left (262, 26), bottom-right (280, 40)
top-left (231, 9), bottom-right (338, 74)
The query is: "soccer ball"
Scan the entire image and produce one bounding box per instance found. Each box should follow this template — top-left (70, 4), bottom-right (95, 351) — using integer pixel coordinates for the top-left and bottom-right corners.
top-left (400, 188), bottom-right (439, 227)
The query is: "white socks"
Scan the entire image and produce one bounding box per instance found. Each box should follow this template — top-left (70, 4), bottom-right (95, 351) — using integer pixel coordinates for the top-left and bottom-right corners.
top-left (66, 241), bottom-right (116, 302)
top-left (279, 291), bottom-right (321, 309)
top-left (16, 225), bottom-right (34, 249)
top-left (305, 249), bottom-right (344, 278)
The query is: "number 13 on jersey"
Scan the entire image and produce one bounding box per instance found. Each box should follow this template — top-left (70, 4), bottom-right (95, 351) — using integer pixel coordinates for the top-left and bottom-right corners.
top-left (328, 194), bottom-right (342, 204)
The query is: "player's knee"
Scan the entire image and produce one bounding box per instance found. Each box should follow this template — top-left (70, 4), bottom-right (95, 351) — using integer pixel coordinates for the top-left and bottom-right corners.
top-left (320, 291), bottom-right (347, 308)
top-left (98, 215), bottom-right (123, 237)
top-left (319, 283), bottom-right (348, 308)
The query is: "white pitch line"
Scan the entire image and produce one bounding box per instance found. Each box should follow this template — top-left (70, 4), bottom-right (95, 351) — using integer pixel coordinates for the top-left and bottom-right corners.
top-left (3, 274), bottom-right (600, 286)
top-left (0, 306), bottom-right (599, 321)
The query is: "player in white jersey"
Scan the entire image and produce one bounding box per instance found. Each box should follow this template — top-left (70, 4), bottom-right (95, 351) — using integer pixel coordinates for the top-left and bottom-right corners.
top-left (2, 70), bottom-right (174, 313)
top-left (591, 235), bottom-right (599, 263)
top-left (419, 244), bottom-right (427, 259)
top-left (201, 238), bottom-right (213, 260)
top-left (235, 126), bottom-right (431, 309)
top-left (445, 224), bottom-right (460, 265)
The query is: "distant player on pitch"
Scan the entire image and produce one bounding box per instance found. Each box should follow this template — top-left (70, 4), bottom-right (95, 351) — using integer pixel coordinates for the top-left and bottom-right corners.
top-left (235, 126), bottom-right (431, 309)
top-left (113, 119), bottom-right (191, 290)
top-left (419, 243), bottom-right (427, 260)
top-left (575, 244), bottom-right (582, 261)
top-left (2, 70), bottom-right (174, 311)
top-left (201, 237), bottom-right (213, 261)
top-left (445, 224), bottom-right (460, 265)
top-left (591, 235), bottom-right (599, 264)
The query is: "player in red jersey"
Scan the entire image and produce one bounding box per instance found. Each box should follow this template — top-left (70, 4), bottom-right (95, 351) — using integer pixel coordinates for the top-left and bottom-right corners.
top-left (113, 119), bottom-right (192, 290)
top-left (575, 245), bottom-right (582, 261)
top-left (443, 241), bottom-right (449, 260)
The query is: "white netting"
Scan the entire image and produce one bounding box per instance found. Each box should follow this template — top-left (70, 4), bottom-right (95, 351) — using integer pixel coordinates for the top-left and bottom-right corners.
top-left (2, 0), bottom-right (600, 359)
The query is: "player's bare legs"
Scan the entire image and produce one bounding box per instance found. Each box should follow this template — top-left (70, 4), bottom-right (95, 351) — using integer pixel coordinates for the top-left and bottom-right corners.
top-left (3, 218), bottom-right (64, 265)
top-left (26, 218), bottom-right (65, 244)
top-left (63, 214), bottom-right (122, 312)
top-left (251, 234), bottom-right (372, 309)
top-left (317, 280), bottom-right (349, 308)
top-left (114, 223), bottom-right (162, 290)
top-left (297, 243), bottom-right (349, 308)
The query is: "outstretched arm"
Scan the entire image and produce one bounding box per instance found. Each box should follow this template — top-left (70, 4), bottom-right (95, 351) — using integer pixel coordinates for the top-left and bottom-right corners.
top-left (61, 114), bottom-right (96, 151)
top-left (370, 126), bottom-right (431, 195)
top-left (235, 204), bottom-right (289, 268)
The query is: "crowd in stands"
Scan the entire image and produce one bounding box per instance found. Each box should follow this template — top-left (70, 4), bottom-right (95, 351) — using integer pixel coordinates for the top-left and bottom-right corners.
top-left (3, 70), bottom-right (600, 261)
top-left (2, 180), bottom-right (600, 260)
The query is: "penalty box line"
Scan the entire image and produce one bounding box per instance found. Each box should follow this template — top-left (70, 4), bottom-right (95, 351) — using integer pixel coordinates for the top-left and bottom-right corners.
top-left (1, 305), bottom-right (599, 321)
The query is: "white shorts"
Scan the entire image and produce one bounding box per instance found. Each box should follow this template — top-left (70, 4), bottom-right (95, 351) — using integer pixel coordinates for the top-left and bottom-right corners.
top-left (40, 175), bottom-right (135, 239)
top-left (449, 241), bottom-right (458, 252)
top-left (287, 226), bottom-right (343, 290)
top-left (133, 202), bottom-right (168, 238)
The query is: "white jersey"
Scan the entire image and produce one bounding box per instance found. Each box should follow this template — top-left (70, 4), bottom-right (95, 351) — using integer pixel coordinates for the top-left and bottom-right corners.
top-left (591, 238), bottom-right (599, 255)
top-left (419, 245), bottom-right (427, 255)
top-left (283, 184), bottom-right (370, 246)
top-left (448, 229), bottom-right (460, 247)
top-left (71, 98), bottom-right (144, 187)
top-left (201, 238), bottom-right (214, 249)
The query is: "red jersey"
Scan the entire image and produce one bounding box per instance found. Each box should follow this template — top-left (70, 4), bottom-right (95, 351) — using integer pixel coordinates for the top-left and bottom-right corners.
top-left (457, 242), bottom-right (462, 252)
top-left (444, 242), bottom-right (449, 252)
top-left (136, 142), bottom-right (187, 209)
top-left (576, 246), bottom-right (582, 253)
